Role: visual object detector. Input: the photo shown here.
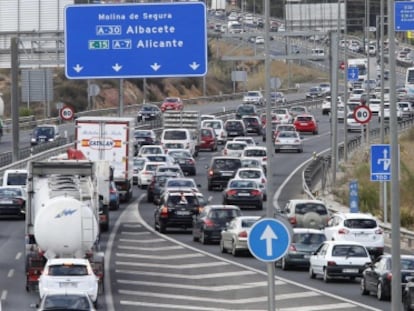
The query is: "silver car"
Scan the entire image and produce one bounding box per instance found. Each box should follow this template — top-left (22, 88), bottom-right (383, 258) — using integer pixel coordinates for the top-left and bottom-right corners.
top-left (274, 131), bottom-right (303, 153)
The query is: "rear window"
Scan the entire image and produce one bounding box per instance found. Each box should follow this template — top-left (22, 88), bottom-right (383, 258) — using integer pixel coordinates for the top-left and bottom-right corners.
top-left (163, 131), bottom-right (187, 140)
top-left (293, 233), bottom-right (326, 245)
top-left (296, 116), bottom-right (313, 122)
top-left (238, 170), bottom-right (261, 178)
top-left (201, 129), bottom-right (213, 137)
top-left (241, 218), bottom-right (258, 228)
top-left (213, 158), bottom-right (241, 170)
top-left (227, 143), bottom-right (246, 150)
top-left (343, 218), bottom-right (377, 229)
top-left (48, 264), bottom-right (88, 276)
top-left (141, 147), bottom-right (162, 154)
top-left (5, 173), bottom-right (27, 186)
top-left (238, 106), bottom-right (255, 113)
top-left (244, 149), bottom-right (266, 157)
top-left (226, 121), bottom-right (243, 129)
top-left (167, 194), bottom-right (198, 207)
top-left (332, 245), bottom-right (368, 257)
top-left (208, 209), bottom-right (241, 219)
top-left (294, 203), bottom-right (327, 215)
top-left (166, 179), bottom-right (195, 188)
top-left (146, 155), bottom-right (167, 162)
top-left (203, 121), bottom-right (221, 129)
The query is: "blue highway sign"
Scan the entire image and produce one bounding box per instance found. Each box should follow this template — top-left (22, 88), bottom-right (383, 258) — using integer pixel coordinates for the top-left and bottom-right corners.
top-left (248, 218), bottom-right (291, 262)
top-left (347, 67), bottom-right (359, 81)
top-left (65, 3), bottom-right (207, 79)
top-left (370, 144), bottom-right (391, 181)
top-left (395, 2), bottom-right (414, 31)
top-left (349, 180), bottom-right (359, 213)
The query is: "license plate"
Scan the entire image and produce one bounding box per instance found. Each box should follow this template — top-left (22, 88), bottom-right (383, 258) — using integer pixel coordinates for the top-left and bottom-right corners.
top-left (137, 138), bottom-right (145, 142)
top-left (221, 172), bottom-right (233, 176)
top-left (59, 282), bottom-right (77, 288)
top-left (230, 132), bottom-right (238, 135)
top-left (0, 200), bottom-right (13, 204)
top-left (176, 210), bottom-right (190, 215)
top-left (343, 269), bottom-right (358, 273)
top-left (300, 123), bottom-right (308, 126)
top-left (238, 193), bottom-right (251, 196)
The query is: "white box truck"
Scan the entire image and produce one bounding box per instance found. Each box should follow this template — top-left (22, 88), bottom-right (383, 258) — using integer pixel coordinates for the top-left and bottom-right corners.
top-left (75, 116), bottom-right (134, 202)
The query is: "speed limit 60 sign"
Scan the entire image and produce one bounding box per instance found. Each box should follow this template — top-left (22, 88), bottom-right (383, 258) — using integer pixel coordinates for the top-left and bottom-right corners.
top-left (353, 105), bottom-right (372, 124)
top-left (60, 105), bottom-right (74, 121)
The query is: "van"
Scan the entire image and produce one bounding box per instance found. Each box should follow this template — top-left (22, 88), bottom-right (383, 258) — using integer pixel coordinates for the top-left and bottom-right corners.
top-left (311, 48), bottom-right (325, 60)
top-left (30, 124), bottom-right (60, 146)
top-left (2, 169), bottom-right (28, 188)
top-left (160, 129), bottom-right (198, 157)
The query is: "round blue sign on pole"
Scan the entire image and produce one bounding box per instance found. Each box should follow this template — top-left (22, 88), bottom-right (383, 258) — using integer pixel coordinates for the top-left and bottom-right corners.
top-left (248, 218), bottom-right (292, 262)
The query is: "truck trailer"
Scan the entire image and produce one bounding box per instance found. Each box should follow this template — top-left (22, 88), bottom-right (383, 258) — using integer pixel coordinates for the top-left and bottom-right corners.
top-left (75, 116), bottom-right (134, 202)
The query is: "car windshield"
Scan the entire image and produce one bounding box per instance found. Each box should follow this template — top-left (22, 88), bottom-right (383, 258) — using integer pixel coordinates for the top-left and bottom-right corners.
top-left (227, 143), bottom-right (246, 150)
top-left (331, 245), bottom-right (368, 257)
top-left (229, 180), bottom-right (257, 188)
top-left (165, 98), bottom-right (179, 103)
top-left (295, 203), bottom-right (327, 215)
top-left (164, 143), bottom-right (185, 149)
top-left (203, 121), bottom-right (221, 129)
top-left (135, 131), bottom-right (151, 137)
top-left (134, 158), bottom-right (146, 168)
top-left (343, 218), bottom-right (377, 229)
top-left (142, 106), bottom-right (156, 111)
top-left (241, 159), bottom-right (261, 167)
top-left (293, 233), bottom-right (326, 245)
top-left (241, 218), bottom-right (258, 228)
top-left (34, 127), bottom-right (54, 138)
top-left (238, 106), bottom-right (254, 113)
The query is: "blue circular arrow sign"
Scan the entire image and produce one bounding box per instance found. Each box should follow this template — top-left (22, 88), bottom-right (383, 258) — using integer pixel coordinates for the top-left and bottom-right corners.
top-left (248, 218), bottom-right (292, 262)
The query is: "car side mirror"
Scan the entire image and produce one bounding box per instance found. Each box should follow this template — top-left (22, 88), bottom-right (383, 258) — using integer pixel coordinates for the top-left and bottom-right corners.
top-left (407, 276), bottom-right (414, 283)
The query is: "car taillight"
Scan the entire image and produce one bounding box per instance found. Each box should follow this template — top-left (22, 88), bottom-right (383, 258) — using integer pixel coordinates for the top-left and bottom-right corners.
top-left (327, 261), bottom-right (337, 266)
top-left (289, 216), bottom-right (297, 225)
top-left (208, 170), bottom-right (214, 176)
top-left (386, 272), bottom-right (392, 281)
top-left (289, 244), bottom-right (297, 252)
top-left (338, 228), bottom-right (349, 234)
top-left (187, 159), bottom-right (195, 165)
top-left (204, 219), bottom-right (214, 228)
top-left (251, 190), bottom-right (261, 196)
top-left (227, 190), bottom-right (238, 196)
top-left (160, 207), bottom-right (169, 217)
top-left (238, 231), bottom-right (248, 238)
top-left (375, 228), bottom-right (383, 234)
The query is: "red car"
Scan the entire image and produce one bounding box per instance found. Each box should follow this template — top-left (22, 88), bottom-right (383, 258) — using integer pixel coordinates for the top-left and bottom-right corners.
top-left (198, 127), bottom-right (218, 152)
top-left (293, 114), bottom-right (318, 135)
top-left (160, 97), bottom-right (184, 112)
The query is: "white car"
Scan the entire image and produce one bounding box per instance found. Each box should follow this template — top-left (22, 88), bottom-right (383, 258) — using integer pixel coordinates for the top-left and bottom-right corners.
top-left (274, 130), bottom-right (303, 153)
top-left (346, 112), bottom-right (364, 132)
top-left (137, 145), bottom-right (164, 157)
top-left (38, 258), bottom-right (99, 305)
top-left (309, 240), bottom-right (372, 282)
top-left (241, 146), bottom-right (267, 172)
top-left (234, 167), bottom-right (267, 200)
top-left (137, 161), bottom-right (166, 188)
top-left (242, 90), bottom-right (265, 106)
top-left (349, 88), bottom-right (365, 101)
top-left (324, 212), bottom-right (384, 258)
top-left (398, 101), bottom-right (414, 118)
top-left (378, 103), bottom-right (403, 122)
top-left (222, 141), bottom-right (248, 157)
top-left (201, 119), bottom-right (227, 144)
top-left (133, 157), bottom-right (147, 185)
top-left (232, 136), bottom-right (256, 147)
top-left (142, 154), bottom-right (177, 166)
top-left (368, 98), bottom-right (381, 115)
top-left (220, 216), bottom-right (261, 256)
top-left (273, 108), bottom-right (293, 124)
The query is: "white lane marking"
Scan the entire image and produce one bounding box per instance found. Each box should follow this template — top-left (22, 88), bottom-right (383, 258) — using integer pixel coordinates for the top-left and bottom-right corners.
top-left (15, 252), bottom-right (22, 260)
top-left (115, 260), bottom-right (228, 269)
top-left (120, 301), bottom-right (260, 311)
top-left (117, 279), bottom-right (269, 291)
top-left (0, 290), bottom-right (7, 300)
top-left (119, 289), bottom-right (319, 303)
top-left (7, 269), bottom-right (14, 278)
top-left (117, 244), bottom-right (182, 251)
top-left (122, 223), bottom-right (142, 228)
top-left (279, 303), bottom-right (358, 311)
top-left (115, 252), bottom-right (203, 259)
top-left (115, 269), bottom-right (256, 279)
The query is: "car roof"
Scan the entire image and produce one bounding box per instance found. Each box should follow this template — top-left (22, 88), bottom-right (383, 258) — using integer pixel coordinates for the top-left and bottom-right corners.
top-left (293, 228), bottom-right (325, 234)
top-left (334, 212), bottom-right (376, 220)
top-left (203, 204), bottom-right (241, 210)
top-left (289, 199), bottom-right (326, 204)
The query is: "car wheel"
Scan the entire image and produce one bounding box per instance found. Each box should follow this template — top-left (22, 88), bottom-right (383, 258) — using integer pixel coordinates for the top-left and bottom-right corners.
top-left (220, 239), bottom-right (226, 253)
top-left (147, 193), bottom-right (153, 203)
top-left (231, 240), bottom-right (239, 257)
top-left (360, 278), bottom-right (369, 295)
top-left (200, 231), bottom-right (207, 244)
top-left (309, 266), bottom-right (316, 279)
top-left (208, 183), bottom-right (213, 191)
top-left (256, 203), bottom-right (263, 210)
top-left (159, 222), bottom-right (167, 234)
top-left (275, 149), bottom-right (279, 153)
top-left (323, 268), bottom-right (330, 283)
top-left (281, 257), bottom-right (289, 270)
top-left (376, 282), bottom-right (388, 301)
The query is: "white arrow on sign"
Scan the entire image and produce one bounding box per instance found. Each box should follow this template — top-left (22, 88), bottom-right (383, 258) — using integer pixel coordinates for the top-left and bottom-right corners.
top-left (260, 225), bottom-right (278, 256)
top-left (73, 64), bottom-right (83, 73)
top-left (112, 63), bottom-right (122, 72)
top-left (189, 62), bottom-right (200, 70)
top-left (151, 63), bottom-right (161, 71)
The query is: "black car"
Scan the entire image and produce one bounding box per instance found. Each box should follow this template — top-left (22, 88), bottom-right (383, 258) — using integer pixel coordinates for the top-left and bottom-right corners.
top-left (147, 172), bottom-right (179, 204)
top-left (166, 149), bottom-right (196, 176)
top-left (192, 205), bottom-right (242, 244)
top-left (133, 129), bottom-right (157, 155)
top-left (206, 156), bottom-right (242, 191)
top-left (0, 186), bottom-right (26, 219)
top-left (361, 254), bottom-right (414, 301)
top-left (154, 189), bottom-right (202, 233)
top-left (235, 104), bottom-right (258, 119)
top-left (30, 124), bottom-right (60, 146)
top-left (242, 116), bottom-right (262, 135)
top-left (137, 104), bottom-right (162, 122)
top-left (224, 119), bottom-right (246, 138)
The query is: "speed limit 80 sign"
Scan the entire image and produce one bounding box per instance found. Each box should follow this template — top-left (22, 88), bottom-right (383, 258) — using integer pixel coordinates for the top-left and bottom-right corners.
top-left (60, 105), bottom-right (74, 121)
top-left (353, 105), bottom-right (372, 124)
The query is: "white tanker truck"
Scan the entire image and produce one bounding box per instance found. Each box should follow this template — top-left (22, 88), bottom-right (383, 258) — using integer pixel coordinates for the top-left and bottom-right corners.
top-left (25, 160), bottom-right (104, 292)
